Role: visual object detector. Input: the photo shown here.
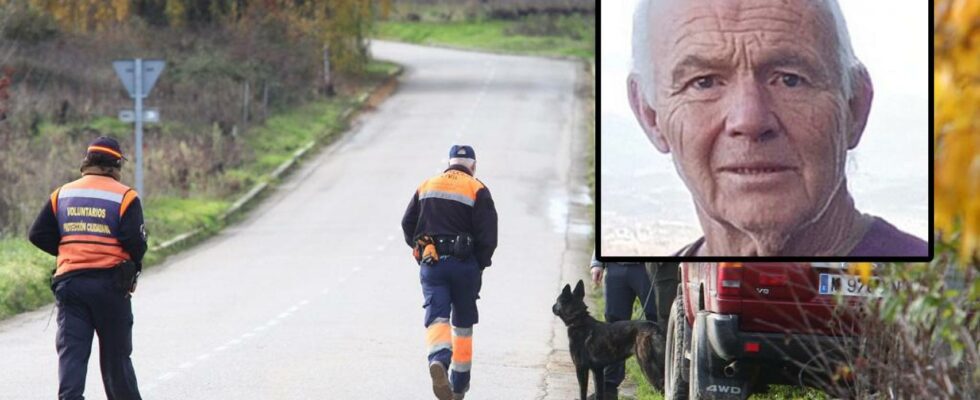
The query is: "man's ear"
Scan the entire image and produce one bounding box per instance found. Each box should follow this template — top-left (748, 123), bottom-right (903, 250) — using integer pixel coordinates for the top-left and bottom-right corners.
top-left (628, 73), bottom-right (670, 154)
top-left (573, 280), bottom-right (585, 299)
top-left (847, 64), bottom-right (874, 150)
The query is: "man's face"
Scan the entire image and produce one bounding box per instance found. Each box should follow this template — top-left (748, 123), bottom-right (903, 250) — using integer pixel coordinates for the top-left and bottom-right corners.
top-left (634, 0), bottom-right (867, 236)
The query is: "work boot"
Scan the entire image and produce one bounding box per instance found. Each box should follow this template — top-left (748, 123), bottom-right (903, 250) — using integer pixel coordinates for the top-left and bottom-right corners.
top-left (429, 361), bottom-right (453, 400)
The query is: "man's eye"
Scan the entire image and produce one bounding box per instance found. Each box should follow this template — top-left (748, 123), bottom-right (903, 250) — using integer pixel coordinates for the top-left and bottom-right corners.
top-left (780, 73), bottom-right (804, 87)
top-left (692, 76), bottom-right (716, 90)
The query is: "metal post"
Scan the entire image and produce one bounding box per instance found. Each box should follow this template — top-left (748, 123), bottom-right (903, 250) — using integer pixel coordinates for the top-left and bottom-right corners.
top-left (134, 58), bottom-right (144, 196)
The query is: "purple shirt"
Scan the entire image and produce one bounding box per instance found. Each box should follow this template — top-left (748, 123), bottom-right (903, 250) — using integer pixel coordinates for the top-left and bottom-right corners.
top-left (675, 216), bottom-right (928, 257)
top-left (847, 217), bottom-right (928, 257)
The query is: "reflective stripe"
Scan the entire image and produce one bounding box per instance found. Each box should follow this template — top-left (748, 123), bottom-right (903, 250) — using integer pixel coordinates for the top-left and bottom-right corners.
top-left (453, 327), bottom-right (473, 337)
top-left (428, 342), bottom-right (453, 356)
top-left (59, 188), bottom-right (124, 204)
top-left (450, 362), bottom-right (472, 372)
top-left (431, 317), bottom-right (450, 325)
top-left (426, 322), bottom-right (452, 355)
top-left (88, 145), bottom-right (123, 159)
top-left (451, 335), bottom-right (472, 363)
top-left (419, 190), bottom-right (475, 207)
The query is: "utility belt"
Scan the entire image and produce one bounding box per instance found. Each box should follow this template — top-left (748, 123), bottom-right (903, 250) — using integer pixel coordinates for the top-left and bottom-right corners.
top-left (414, 233), bottom-right (475, 264)
top-left (432, 234), bottom-right (474, 258)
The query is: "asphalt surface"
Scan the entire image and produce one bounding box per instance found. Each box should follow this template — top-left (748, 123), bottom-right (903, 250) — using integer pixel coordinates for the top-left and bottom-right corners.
top-left (0, 41), bottom-right (590, 399)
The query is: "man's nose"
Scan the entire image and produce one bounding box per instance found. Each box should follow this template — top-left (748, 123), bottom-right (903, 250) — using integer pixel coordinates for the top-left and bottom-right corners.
top-left (725, 80), bottom-right (778, 142)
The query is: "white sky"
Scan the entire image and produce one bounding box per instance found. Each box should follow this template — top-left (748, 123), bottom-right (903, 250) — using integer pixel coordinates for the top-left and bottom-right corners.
top-left (599, 0), bottom-right (929, 256)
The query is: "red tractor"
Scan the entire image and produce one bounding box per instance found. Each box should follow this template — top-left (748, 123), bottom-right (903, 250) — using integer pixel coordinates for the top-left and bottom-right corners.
top-left (663, 262), bottom-right (874, 399)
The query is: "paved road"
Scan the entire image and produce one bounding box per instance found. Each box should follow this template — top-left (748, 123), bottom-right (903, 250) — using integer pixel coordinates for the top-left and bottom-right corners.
top-left (0, 41), bottom-right (590, 399)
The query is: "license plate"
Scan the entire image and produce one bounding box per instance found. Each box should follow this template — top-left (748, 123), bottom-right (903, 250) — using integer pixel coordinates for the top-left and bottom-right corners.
top-left (818, 273), bottom-right (875, 297)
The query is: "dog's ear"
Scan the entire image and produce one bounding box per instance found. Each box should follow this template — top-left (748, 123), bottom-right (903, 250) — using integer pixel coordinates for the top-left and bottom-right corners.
top-left (561, 283), bottom-right (571, 297)
top-left (573, 280), bottom-right (585, 299)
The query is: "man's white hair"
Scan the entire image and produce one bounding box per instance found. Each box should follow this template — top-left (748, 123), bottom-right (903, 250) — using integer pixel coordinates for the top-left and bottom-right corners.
top-left (449, 157), bottom-right (476, 171)
top-left (631, 0), bottom-right (860, 103)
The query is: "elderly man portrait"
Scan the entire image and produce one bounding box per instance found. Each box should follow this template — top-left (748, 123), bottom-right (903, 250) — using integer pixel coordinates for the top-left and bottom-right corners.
top-left (609, 0), bottom-right (928, 257)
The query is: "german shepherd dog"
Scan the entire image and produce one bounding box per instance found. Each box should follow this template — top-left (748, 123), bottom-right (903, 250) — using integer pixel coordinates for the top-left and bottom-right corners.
top-left (552, 280), bottom-right (666, 400)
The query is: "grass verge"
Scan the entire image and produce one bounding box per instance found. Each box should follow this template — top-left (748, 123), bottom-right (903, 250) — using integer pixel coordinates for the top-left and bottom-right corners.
top-left (375, 15), bottom-right (594, 59)
top-left (0, 60), bottom-right (400, 321)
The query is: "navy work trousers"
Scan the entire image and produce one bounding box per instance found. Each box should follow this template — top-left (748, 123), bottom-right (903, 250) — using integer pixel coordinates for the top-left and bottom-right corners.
top-left (421, 256), bottom-right (482, 394)
top-left (53, 271), bottom-right (141, 400)
top-left (603, 262), bottom-right (655, 390)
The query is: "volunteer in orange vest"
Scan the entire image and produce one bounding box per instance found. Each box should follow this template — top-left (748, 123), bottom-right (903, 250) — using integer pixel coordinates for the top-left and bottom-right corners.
top-left (29, 136), bottom-right (147, 400)
top-left (402, 145), bottom-right (498, 400)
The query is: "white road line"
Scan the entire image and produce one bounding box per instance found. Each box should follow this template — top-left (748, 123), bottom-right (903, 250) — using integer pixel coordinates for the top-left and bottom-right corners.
top-left (299, 300), bottom-right (310, 306)
top-left (277, 312), bottom-right (291, 319)
top-left (254, 325), bottom-right (267, 332)
top-left (242, 332), bottom-right (255, 339)
top-left (196, 354), bottom-right (211, 361)
top-left (226, 338), bottom-right (242, 346)
top-left (287, 306), bottom-right (299, 313)
top-left (215, 345), bottom-right (228, 352)
top-left (158, 372), bottom-right (176, 381)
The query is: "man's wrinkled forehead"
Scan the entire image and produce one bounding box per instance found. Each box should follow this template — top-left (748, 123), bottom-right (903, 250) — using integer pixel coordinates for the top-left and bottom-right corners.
top-left (650, 0), bottom-right (842, 76)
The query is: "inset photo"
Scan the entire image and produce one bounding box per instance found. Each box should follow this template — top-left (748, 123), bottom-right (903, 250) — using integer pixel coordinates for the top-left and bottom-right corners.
top-left (598, 0), bottom-right (930, 259)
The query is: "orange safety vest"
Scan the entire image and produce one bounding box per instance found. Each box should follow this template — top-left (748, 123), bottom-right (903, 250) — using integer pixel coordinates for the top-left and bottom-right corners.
top-left (417, 169), bottom-right (485, 208)
top-left (51, 175), bottom-right (139, 277)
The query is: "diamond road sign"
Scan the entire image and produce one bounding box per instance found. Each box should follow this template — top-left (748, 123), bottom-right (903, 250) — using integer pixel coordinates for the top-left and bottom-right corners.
top-left (113, 59), bottom-right (165, 99)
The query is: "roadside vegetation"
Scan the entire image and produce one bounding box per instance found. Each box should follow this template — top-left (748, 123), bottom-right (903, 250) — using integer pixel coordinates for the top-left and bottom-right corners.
top-left (374, 0), bottom-right (593, 60)
top-left (0, 0), bottom-right (397, 320)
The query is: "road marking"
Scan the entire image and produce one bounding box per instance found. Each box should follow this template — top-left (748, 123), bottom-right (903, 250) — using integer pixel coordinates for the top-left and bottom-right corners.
top-left (242, 332), bottom-right (255, 339)
top-left (226, 338), bottom-right (242, 346)
top-left (288, 306), bottom-right (299, 313)
top-left (254, 325), bottom-right (267, 332)
top-left (215, 345), bottom-right (228, 352)
top-left (277, 312), bottom-right (291, 319)
top-left (196, 354), bottom-right (211, 361)
top-left (299, 299), bottom-right (310, 306)
top-left (158, 372), bottom-right (175, 381)
top-left (179, 362), bottom-right (194, 369)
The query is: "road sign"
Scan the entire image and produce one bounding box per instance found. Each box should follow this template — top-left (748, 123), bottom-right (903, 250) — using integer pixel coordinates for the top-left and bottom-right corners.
top-left (118, 109), bottom-right (159, 123)
top-left (113, 58), bottom-right (166, 196)
top-left (113, 59), bottom-right (165, 99)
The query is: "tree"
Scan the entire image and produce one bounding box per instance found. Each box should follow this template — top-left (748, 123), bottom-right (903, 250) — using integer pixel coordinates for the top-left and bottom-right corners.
top-left (935, 0), bottom-right (980, 265)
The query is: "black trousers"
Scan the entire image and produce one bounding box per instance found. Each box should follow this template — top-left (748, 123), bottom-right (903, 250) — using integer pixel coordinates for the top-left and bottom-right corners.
top-left (54, 271), bottom-right (141, 400)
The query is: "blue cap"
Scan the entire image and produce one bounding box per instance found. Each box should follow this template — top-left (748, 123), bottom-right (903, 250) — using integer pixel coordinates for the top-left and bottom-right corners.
top-left (449, 145), bottom-right (475, 160)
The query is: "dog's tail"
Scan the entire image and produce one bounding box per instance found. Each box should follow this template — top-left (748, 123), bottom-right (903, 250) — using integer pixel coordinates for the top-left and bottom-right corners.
top-left (635, 322), bottom-right (667, 391)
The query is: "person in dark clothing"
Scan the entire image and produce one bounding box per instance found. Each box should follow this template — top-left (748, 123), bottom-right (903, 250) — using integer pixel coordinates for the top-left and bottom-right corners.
top-left (401, 145), bottom-right (498, 400)
top-left (588, 251), bottom-right (654, 399)
top-left (29, 136), bottom-right (147, 400)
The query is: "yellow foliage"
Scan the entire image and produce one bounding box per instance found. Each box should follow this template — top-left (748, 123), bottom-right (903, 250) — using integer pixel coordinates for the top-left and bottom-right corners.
top-left (936, 0), bottom-right (980, 263)
top-left (848, 263), bottom-right (873, 285)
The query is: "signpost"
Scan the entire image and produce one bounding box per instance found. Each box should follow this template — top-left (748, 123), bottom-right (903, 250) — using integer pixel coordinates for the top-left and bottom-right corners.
top-left (113, 59), bottom-right (165, 196)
